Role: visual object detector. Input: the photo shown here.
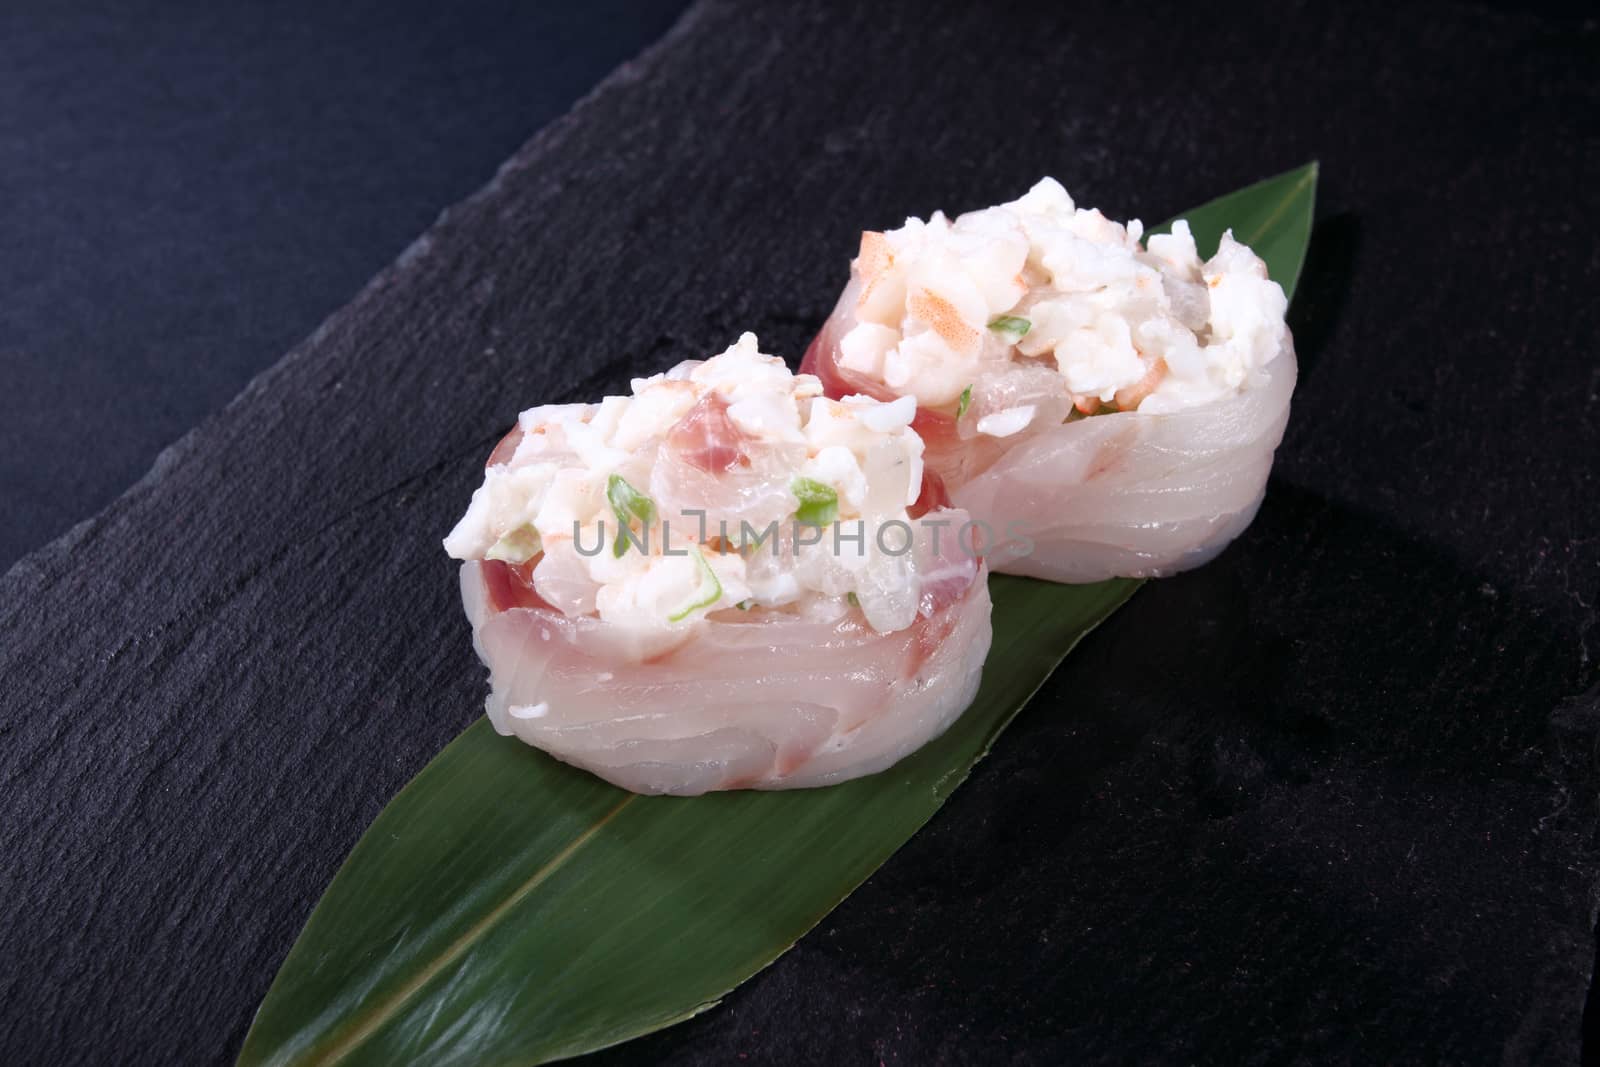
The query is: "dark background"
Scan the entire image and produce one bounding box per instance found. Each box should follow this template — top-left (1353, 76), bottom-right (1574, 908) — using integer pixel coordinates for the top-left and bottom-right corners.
top-left (0, 0), bottom-right (687, 571)
top-left (3, 1), bottom-right (1598, 1064)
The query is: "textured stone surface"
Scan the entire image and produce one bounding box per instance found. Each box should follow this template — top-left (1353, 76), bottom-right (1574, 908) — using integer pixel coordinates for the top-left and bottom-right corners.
top-left (2, 1), bottom-right (1597, 1064)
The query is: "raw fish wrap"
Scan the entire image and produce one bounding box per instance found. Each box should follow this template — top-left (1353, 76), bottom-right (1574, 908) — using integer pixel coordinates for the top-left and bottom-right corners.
top-left (446, 335), bottom-right (991, 795)
top-left (803, 179), bottom-right (1296, 581)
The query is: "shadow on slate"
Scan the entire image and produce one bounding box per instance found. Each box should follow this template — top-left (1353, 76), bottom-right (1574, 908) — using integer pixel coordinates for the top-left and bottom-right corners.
top-left (2, 1), bottom-right (1597, 1064)
top-left (586, 483), bottom-right (1599, 1065)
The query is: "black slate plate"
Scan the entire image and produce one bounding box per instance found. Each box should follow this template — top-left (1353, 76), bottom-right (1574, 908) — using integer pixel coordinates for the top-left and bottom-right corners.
top-left (2, 1), bottom-right (1597, 1064)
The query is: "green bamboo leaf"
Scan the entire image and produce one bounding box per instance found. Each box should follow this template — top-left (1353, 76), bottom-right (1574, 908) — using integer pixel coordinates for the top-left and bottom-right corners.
top-left (239, 165), bottom-right (1316, 1066)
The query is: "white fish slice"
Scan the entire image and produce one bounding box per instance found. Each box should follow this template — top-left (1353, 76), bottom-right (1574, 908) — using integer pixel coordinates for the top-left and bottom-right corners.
top-left (460, 553), bottom-right (991, 795)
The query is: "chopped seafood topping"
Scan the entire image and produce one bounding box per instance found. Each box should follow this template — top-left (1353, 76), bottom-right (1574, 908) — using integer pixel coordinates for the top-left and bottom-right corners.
top-left (445, 334), bottom-right (959, 640)
top-left (837, 178), bottom-right (1291, 423)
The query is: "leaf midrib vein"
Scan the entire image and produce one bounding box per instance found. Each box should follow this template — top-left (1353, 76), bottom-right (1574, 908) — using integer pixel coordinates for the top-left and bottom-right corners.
top-left (306, 793), bottom-right (638, 1065)
top-left (1239, 165), bottom-right (1316, 248)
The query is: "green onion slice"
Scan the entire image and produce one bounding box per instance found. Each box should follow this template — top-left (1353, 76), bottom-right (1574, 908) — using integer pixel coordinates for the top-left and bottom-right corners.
top-left (667, 547), bottom-right (724, 622)
top-left (607, 473), bottom-right (657, 558)
top-left (987, 315), bottom-right (1031, 338)
top-left (790, 477), bottom-right (839, 527)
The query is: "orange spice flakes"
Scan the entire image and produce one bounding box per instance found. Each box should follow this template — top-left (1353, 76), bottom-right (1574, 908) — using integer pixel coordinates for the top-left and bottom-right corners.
top-left (907, 287), bottom-right (982, 354)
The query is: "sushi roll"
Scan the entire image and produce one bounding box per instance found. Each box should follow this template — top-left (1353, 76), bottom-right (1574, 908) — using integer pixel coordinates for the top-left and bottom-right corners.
top-left (445, 334), bottom-right (992, 796)
top-left (801, 179), bottom-right (1296, 582)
